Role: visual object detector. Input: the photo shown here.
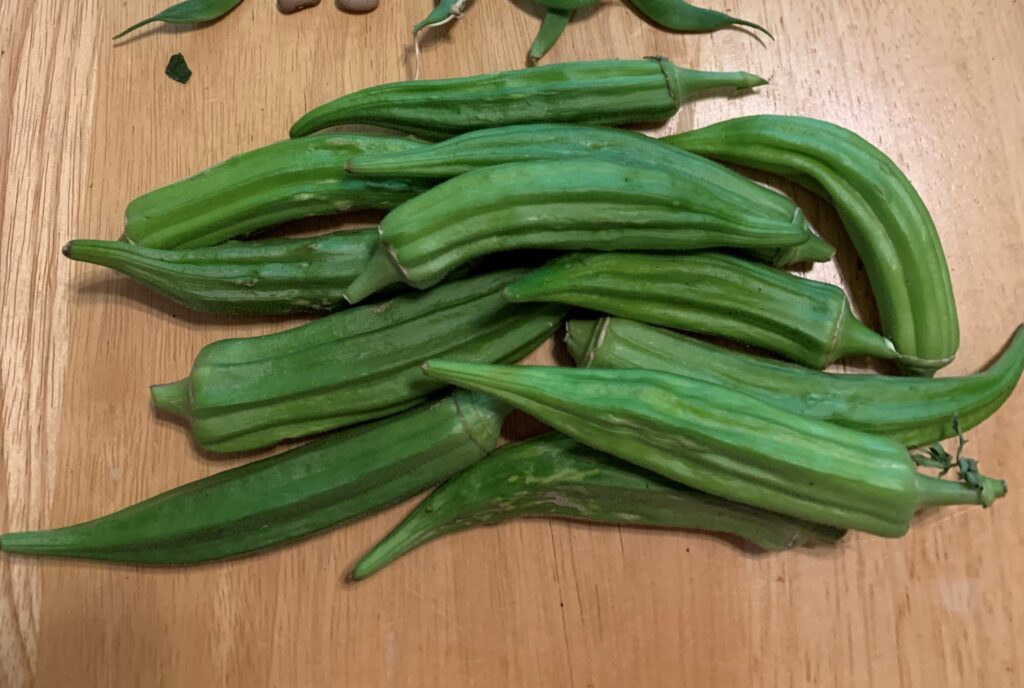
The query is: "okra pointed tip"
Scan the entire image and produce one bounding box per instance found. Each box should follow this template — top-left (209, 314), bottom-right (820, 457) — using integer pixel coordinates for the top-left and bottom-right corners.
top-left (61, 242), bottom-right (73, 259)
top-left (342, 243), bottom-right (407, 304)
top-left (151, 378), bottom-right (191, 418)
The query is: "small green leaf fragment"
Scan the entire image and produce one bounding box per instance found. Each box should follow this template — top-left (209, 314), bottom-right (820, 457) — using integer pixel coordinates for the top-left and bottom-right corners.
top-left (165, 53), bottom-right (192, 84)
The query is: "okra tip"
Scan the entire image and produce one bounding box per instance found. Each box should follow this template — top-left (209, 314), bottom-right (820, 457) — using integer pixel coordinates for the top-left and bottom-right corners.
top-left (151, 378), bottom-right (191, 418)
top-left (564, 318), bottom-right (607, 368)
top-left (342, 243), bottom-right (408, 304)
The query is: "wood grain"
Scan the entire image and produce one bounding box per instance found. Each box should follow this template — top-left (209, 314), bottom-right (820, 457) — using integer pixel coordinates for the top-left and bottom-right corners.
top-left (2, 1), bottom-right (1022, 686)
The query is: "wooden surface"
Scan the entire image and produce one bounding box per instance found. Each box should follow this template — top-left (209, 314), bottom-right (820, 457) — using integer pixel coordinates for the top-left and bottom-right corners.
top-left (2, 1), bottom-right (1023, 686)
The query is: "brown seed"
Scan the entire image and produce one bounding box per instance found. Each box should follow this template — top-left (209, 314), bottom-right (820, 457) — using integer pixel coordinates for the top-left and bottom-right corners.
top-left (336, 0), bottom-right (379, 13)
top-left (278, 0), bottom-right (320, 13)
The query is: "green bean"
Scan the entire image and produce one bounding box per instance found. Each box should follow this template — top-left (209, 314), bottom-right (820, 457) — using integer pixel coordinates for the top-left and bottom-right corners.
top-left (352, 433), bottom-right (845, 579)
top-left (567, 318), bottom-right (1024, 448)
top-left (0, 392), bottom-right (508, 564)
top-left (422, 361), bottom-right (1008, 537)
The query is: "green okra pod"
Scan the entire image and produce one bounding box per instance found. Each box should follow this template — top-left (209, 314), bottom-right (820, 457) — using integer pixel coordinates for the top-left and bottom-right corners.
top-left (664, 116), bottom-right (959, 375)
top-left (123, 133), bottom-right (430, 249)
top-left (290, 57), bottom-right (767, 139)
top-left (0, 392), bottom-right (508, 564)
top-left (64, 229), bottom-right (381, 315)
top-left (351, 433), bottom-right (845, 579)
top-left (342, 158), bottom-right (818, 304)
top-left (505, 252), bottom-right (898, 369)
top-left (529, 8), bottom-right (574, 63)
top-left (152, 270), bottom-right (565, 453)
top-left (422, 361), bottom-right (1008, 538)
top-left (345, 123), bottom-right (833, 266)
top-left (567, 318), bottom-right (1024, 448)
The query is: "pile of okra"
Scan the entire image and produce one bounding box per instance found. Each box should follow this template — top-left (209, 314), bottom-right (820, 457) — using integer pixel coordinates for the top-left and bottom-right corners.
top-left (4, 57), bottom-right (1020, 579)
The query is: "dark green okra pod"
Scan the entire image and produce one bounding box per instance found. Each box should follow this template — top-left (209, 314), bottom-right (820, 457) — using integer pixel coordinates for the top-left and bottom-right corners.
top-left (64, 229), bottom-right (380, 315)
top-left (290, 58), bottom-right (767, 139)
top-left (664, 116), bottom-right (959, 375)
top-left (351, 433), bottom-right (845, 579)
top-left (505, 252), bottom-right (898, 369)
top-left (422, 362), bottom-right (1008, 537)
top-left (627, 0), bottom-right (770, 37)
top-left (567, 318), bottom-right (1024, 448)
top-left (152, 270), bottom-right (564, 453)
top-left (0, 392), bottom-right (508, 564)
top-left (342, 159), bottom-right (818, 303)
top-left (123, 133), bottom-right (430, 249)
top-left (345, 123), bottom-right (833, 266)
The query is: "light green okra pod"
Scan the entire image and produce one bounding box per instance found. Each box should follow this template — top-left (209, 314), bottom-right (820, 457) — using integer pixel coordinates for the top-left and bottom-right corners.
top-left (64, 229), bottom-right (381, 315)
top-left (567, 318), bottom-right (1024, 448)
top-left (345, 123), bottom-right (833, 266)
top-left (351, 433), bottom-right (845, 579)
top-left (123, 133), bottom-right (430, 249)
top-left (422, 361), bottom-right (1008, 538)
top-left (290, 58), bottom-right (767, 139)
top-left (0, 392), bottom-right (508, 564)
top-left (664, 116), bottom-right (959, 375)
top-left (505, 251), bottom-right (898, 369)
top-left (343, 159), bottom-right (818, 303)
top-left (152, 270), bottom-right (565, 453)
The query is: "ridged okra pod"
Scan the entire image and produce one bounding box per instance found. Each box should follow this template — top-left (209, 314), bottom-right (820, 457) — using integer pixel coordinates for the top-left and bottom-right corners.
top-left (664, 116), bottom-right (959, 375)
top-left (342, 159), bottom-right (818, 303)
top-left (567, 318), bottom-right (1024, 448)
top-left (0, 393), bottom-right (508, 564)
top-left (290, 58), bottom-right (767, 139)
top-left (152, 270), bottom-right (565, 453)
top-left (505, 252), bottom-right (898, 369)
top-left (351, 433), bottom-right (844, 579)
top-left (345, 124), bottom-right (833, 266)
top-left (423, 362), bottom-right (1008, 537)
top-left (123, 133), bottom-right (430, 249)
top-left (64, 229), bottom-right (380, 315)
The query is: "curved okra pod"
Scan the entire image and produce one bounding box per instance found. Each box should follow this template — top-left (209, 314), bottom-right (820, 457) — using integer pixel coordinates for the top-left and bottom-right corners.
top-left (345, 123), bottom-right (833, 266)
top-left (151, 270), bottom-right (564, 453)
top-left (505, 252), bottom-right (898, 369)
top-left (342, 159), bottom-right (818, 303)
top-left (529, 9), bottom-right (574, 63)
top-left (63, 229), bottom-right (381, 315)
top-left (627, 0), bottom-right (770, 37)
top-left (567, 318), bottom-right (1024, 448)
top-left (352, 433), bottom-right (845, 579)
top-left (290, 58), bottom-right (767, 139)
top-left (422, 362), bottom-right (1009, 537)
top-left (123, 133), bottom-right (430, 249)
top-left (664, 116), bottom-right (959, 375)
top-left (0, 392), bottom-right (508, 564)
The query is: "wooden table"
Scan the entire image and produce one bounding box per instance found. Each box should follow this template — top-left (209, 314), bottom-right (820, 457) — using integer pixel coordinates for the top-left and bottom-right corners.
top-left (2, 1), bottom-right (1022, 686)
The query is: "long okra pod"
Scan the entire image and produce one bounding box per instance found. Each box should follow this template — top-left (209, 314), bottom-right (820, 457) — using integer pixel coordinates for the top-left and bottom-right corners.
top-left (0, 393), bottom-right (507, 564)
top-left (505, 252), bottom-right (898, 369)
top-left (345, 124), bottom-right (833, 266)
top-left (351, 433), bottom-right (845, 579)
top-left (342, 159), bottom-right (817, 303)
top-left (152, 270), bottom-right (564, 453)
top-left (123, 134), bottom-right (430, 249)
top-left (567, 318), bottom-right (1024, 448)
top-left (290, 58), bottom-right (767, 139)
top-left (664, 116), bottom-right (959, 375)
top-left (423, 362), bottom-right (1008, 537)
top-left (64, 229), bottom-right (381, 315)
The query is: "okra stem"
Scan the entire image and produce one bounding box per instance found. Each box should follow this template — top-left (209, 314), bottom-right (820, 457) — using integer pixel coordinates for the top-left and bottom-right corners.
top-left (914, 473), bottom-right (1007, 508)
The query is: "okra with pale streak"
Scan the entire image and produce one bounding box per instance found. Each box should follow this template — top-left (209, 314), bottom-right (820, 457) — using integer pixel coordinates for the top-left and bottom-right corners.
top-left (351, 433), bottom-right (845, 579)
top-left (342, 159), bottom-right (817, 303)
top-left (664, 116), bottom-right (958, 375)
top-left (152, 270), bottom-right (564, 453)
top-left (63, 229), bottom-right (381, 315)
top-left (506, 252), bottom-right (898, 369)
top-left (123, 133), bottom-right (429, 249)
top-left (423, 361), bottom-right (1008, 538)
top-left (345, 123), bottom-right (833, 266)
top-left (0, 392), bottom-right (507, 564)
top-left (567, 318), bottom-right (1024, 448)
top-left (289, 58), bottom-right (767, 139)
